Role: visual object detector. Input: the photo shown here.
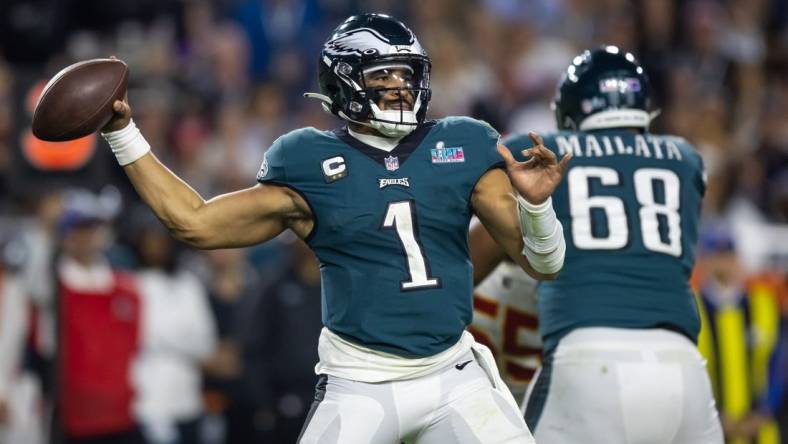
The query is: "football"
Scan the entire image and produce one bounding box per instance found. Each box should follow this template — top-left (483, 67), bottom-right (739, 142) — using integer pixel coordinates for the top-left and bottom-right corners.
top-left (32, 58), bottom-right (128, 142)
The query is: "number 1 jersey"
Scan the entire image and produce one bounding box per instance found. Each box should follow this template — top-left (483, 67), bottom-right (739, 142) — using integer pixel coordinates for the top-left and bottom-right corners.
top-left (257, 117), bottom-right (503, 358)
top-left (503, 130), bottom-right (705, 353)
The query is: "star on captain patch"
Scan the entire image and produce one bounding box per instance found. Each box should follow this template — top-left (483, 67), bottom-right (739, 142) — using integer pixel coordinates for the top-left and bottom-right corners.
top-left (384, 155), bottom-right (400, 171)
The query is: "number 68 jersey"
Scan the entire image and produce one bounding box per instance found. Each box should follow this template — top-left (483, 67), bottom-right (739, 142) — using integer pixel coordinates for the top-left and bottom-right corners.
top-left (257, 117), bottom-right (503, 358)
top-left (503, 130), bottom-right (706, 353)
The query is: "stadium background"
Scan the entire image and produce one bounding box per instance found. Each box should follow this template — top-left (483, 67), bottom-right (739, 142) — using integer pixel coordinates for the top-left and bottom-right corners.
top-left (0, 0), bottom-right (786, 443)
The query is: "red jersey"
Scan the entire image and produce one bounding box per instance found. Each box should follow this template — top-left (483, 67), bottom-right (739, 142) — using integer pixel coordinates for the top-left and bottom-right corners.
top-left (58, 268), bottom-right (140, 437)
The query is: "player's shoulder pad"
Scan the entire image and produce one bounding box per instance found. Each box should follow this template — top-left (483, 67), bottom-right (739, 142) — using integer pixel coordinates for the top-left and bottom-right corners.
top-left (274, 126), bottom-right (328, 150)
top-left (659, 133), bottom-right (706, 193)
top-left (435, 116), bottom-right (501, 144)
top-left (435, 117), bottom-right (503, 171)
top-left (654, 133), bottom-right (704, 170)
top-left (502, 131), bottom-right (567, 162)
top-left (256, 127), bottom-right (327, 183)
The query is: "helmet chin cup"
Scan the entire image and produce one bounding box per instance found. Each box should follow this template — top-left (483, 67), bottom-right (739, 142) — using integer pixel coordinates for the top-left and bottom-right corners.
top-left (367, 98), bottom-right (420, 137)
top-left (369, 119), bottom-right (416, 137)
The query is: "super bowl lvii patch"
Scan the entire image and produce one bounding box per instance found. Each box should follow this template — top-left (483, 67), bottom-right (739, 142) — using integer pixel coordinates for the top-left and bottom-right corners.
top-left (431, 141), bottom-right (465, 164)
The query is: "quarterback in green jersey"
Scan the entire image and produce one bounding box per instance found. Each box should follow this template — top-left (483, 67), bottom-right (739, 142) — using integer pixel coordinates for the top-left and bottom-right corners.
top-left (98, 13), bottom-right (569, 444)
top-left (473, 46), bottom-right (724, 443)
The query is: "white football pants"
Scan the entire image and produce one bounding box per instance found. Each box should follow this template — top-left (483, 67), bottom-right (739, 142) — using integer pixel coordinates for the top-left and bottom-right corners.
top-left (523, 327), bottom-right (724, 444)
top-left (298, 350), bottom-right (534, 444)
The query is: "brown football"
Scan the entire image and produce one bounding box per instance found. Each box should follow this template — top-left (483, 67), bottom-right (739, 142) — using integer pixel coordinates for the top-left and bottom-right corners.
top-left (32, 58), bottom-right (128, 142)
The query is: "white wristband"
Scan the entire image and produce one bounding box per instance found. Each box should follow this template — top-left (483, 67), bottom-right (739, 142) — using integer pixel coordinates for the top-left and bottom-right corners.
top-left (516, 195), bottom-right (566, 274)
top-left (101, 119), bottom-right (151, 166)
top-left (517, 196), bottom-right (561, 253)
top-left (523, 234), bottom-right (565, 275)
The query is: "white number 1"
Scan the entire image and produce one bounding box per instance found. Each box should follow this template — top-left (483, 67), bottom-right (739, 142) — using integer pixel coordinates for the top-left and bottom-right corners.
top-left (382, 201), bottom-right (440, 290)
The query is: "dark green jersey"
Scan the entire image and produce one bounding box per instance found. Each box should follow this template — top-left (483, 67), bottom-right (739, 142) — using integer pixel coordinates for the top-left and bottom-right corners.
top-left (503, 130), bottom-right (706, 352)
top-left (257, 117), bottom-right (502, 357)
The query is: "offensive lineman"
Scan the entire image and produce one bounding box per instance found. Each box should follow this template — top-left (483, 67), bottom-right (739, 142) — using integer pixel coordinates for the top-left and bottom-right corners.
top-left (474, 46), bottom-right (724, 443)
top-left (99, 14), bottom-right (569, 444)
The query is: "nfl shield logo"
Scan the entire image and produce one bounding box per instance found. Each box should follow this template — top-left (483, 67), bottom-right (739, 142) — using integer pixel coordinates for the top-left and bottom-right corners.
top-left (384, 155), bottom-right (400, 171)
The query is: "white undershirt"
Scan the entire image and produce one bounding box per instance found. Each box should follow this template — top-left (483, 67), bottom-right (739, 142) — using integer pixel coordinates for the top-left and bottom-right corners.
top-left (315, 327), bottom-right (474, 382)
top-left (347, 127), bottom-right (403, 152)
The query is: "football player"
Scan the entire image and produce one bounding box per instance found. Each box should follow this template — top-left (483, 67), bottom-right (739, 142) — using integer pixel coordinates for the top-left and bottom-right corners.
top-left (474, 46), bottom-right (724, 443)
top-left (99, 14), bottom-right (570, 444)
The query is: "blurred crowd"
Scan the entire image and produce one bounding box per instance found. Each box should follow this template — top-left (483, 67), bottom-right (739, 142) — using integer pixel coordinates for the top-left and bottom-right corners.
top-left (0, 0), bottom-right (786, 443)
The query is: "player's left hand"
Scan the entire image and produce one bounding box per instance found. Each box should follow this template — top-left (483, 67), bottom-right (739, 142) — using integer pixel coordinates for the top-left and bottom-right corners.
top-left (497, 131), bottom-right (571, 204)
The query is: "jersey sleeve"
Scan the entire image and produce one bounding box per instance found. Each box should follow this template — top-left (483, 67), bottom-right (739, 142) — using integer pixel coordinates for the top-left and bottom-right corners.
top-left (694, 149), bottom-right (707, 198)
top-left (695, 154), bottom-right (707, 198)
top-left (256, 134), bottom-right (288, 184)
top-left (677, 137), bottom-right (707, 198)
top-left (476, 119), bottom-right (505, 170)
top-left (501, 133), bottom-right (534, 162)
top-left (503, 131), bottom-right (567, 163)
top-left (440, 116), bottom-right (504, 176)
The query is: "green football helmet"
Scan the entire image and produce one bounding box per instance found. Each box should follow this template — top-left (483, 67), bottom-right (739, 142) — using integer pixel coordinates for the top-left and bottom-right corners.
top-left (553, 46), bottom-right (654, 131)
top-left (306, 13), bottom-right (431, 138)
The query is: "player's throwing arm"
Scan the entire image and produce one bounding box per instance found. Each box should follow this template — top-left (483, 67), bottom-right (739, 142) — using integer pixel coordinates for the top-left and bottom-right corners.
top-left (32, 59), bottom-right (313, 250)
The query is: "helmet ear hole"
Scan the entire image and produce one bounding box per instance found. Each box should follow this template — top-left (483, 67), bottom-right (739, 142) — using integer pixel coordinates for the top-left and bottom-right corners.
top-left (325, 84), bottom-right (341, 113)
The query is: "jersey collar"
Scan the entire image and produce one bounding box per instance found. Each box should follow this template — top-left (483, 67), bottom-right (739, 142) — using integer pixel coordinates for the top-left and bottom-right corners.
top-left (333, 120), bottom-right (437, 170)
